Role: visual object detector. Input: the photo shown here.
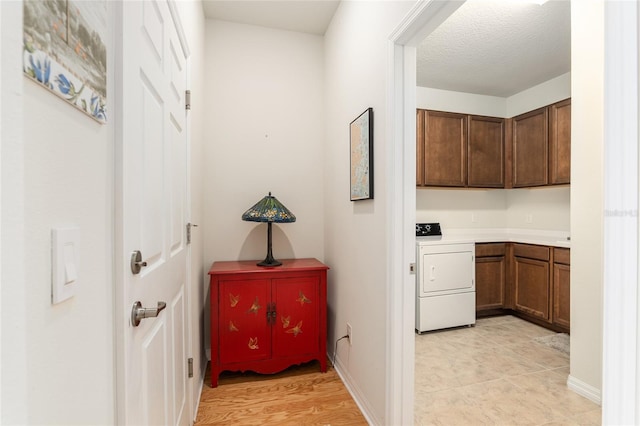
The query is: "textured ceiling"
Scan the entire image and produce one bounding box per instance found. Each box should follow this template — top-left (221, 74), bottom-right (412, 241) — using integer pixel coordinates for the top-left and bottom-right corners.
top-left (202, 0), bottom-right (340, 35)
top-left (417, 0), bottom-right (571, 97)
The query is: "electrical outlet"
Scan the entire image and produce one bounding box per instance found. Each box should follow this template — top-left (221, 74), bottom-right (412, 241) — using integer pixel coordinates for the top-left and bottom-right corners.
top-left (346, 323), bottom-right (353, 346)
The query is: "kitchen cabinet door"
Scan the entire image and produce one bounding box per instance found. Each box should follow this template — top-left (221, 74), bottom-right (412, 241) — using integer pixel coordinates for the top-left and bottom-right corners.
top-left (476, 256), bottom-right (506, 311)
top-left (549, 99), bottom-right (571, 185)
top-left (416, 109), bottom-right (426, 186)
top-left (475, 243), bottom-right (506, 312)
top-left (512, 107), bottom-right (548, 187)
top-left (514, 256), bottom-right (551, 321)
top-left (424, 110), bottom-right (467, 187)
top-left (468, 115), bottom-right (505, 188)
top-left (552, 247), bottom-right (570, 330)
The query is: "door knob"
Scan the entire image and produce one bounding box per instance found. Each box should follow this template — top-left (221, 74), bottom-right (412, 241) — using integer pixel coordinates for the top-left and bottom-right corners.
top-left (130, 250), bottom-right (147, 275)
top-left (131, 301), bottom-right (167, 327)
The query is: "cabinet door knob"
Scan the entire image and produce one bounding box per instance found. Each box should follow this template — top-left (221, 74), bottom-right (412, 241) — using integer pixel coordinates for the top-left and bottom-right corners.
top-left (265, 302), bottom-right (277, 325)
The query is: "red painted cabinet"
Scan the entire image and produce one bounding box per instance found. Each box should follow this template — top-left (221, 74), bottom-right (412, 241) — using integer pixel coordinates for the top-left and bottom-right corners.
top-left (208, 258), bottom-right (329, 387)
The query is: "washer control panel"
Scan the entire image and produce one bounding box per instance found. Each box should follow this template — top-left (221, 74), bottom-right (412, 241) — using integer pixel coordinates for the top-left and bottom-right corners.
top-left (416, 223), bottom-right (442, 237)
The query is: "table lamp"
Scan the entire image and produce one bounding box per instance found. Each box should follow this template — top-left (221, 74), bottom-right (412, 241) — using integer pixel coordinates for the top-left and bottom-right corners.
top-left (241, 192), bottom-right (296, 267)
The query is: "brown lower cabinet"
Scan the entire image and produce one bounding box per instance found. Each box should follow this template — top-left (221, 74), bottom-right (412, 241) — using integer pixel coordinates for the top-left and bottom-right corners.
top-left (553, 248), bottom-right (571, 329)
top-left (475, 243), bottom-right (506, 311)
top-left (475, 242), bottom-right (569, 333)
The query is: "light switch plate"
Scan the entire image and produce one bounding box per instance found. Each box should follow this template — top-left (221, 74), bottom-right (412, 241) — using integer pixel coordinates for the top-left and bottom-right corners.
top-left (52, 226), bottom-right (80, 304)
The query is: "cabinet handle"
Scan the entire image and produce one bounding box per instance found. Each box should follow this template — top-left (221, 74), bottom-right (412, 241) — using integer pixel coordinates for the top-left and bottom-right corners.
top-left (265, 302), bottom-right (277, 325)
top-left (430, 265), bottom-right (436, 281)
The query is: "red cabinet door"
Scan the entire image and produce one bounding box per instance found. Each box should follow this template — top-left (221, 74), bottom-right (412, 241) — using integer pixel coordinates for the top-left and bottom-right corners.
top-left (271, 276), bottom-right (320, 358)
top-left (219, 279), bottom-right (271, 364)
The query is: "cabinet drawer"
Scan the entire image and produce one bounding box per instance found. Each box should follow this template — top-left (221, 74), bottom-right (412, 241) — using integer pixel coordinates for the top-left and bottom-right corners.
top-left (554, 248), bottom-right (570, 265)
top-left (513, 243), bottom-right (550, 261)
top-left (475, 243), bottom-right (506, 257)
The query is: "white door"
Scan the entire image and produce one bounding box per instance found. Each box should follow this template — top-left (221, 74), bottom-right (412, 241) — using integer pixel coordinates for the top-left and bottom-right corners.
top-left (116, 1), bottom-right (190, 425)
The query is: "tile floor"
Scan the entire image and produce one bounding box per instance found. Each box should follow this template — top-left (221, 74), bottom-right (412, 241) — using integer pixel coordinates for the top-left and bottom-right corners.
top-left (415, 315), bottom-right (602, 426)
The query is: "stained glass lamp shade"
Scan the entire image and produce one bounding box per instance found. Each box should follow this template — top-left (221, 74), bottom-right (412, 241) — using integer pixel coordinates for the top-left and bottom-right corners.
top-left (241, 192), bottom-right (296, 267)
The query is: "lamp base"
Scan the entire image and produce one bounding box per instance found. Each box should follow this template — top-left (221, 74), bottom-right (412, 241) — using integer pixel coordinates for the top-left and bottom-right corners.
top-left (257, 256), bottom-right (282, 267)
top-left (257, 222), bottom-right (282, 267)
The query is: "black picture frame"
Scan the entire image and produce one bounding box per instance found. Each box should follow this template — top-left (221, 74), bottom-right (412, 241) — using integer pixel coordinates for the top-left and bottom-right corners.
top-left (349, 108), bottom-right (373, 201)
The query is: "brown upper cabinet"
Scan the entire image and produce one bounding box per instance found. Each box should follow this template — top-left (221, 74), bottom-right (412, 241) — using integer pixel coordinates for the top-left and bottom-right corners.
top-left (416, 110), bottom-right (504, 188)
top-left (420, 110), bottom-right (468, 187)
top-left (468, 115), bottom-right (505, 187)
top-left (549, 99), bottom-right (571, 184)
top-left (417, 98), bottom-right (570, 189)
top-left (512, 98), bottom-right (571, 187)
top-left (512, 107), bottom-right (549, 187)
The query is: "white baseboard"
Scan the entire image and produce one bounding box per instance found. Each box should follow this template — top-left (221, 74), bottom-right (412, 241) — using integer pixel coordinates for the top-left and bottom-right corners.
top-left (331, 352), bottom-right (379, 425)
top-left (567, 375), bottom-right (602, 405)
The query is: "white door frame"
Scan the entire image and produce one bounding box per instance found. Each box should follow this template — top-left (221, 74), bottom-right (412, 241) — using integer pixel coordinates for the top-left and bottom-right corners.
top-left (385, 1), bottom-right (465, 424)
top-left (602, 1), bottom-right (640, 424)
top-left (166, 1), bottom-right (195, 421)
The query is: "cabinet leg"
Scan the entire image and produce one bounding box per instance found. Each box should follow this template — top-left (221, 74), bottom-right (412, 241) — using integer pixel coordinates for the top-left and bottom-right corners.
top-left (211, 366), bottom-right (219, 388)
top-left (319, 357), bottom-right (327, 373)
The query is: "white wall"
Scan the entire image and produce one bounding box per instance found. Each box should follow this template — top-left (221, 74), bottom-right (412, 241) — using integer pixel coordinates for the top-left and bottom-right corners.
top-left (416, 73), bottom-right (571, 233)
top-left (416, 189), bottom-right (508, 228)
top-left (506, 187), bottom-right (570, 231)
top-left (324, 2), bottom-right (414, 424)
top-left (416, 71), bottom-right (571, 118)
top-left (1, 2), bottom-right (28, 422)
top-left (203, 20), bottom-right (325, 266)
top-left (416, 86), bottom-right (506, 117)
top-left (1, 1), bottom-right (115, 423)
top-left (569, 0), bottom-right (604, 398)
top-left (506, 72), bottom-right (572, 117)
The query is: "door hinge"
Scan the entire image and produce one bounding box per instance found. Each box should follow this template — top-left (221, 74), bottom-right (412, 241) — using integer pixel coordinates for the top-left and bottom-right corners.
top-left (410, 263), bottom-right (416, 275)
top-left (185, 90), bottom-right (191, 110)
top-left (188, 358), bottom-right (193, 378)
top-left (186, 223), bottom-right (198, 244)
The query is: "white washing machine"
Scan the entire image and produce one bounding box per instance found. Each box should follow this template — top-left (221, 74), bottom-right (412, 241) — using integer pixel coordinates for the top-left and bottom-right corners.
top-left (416, 226), bottom-right (475, 333)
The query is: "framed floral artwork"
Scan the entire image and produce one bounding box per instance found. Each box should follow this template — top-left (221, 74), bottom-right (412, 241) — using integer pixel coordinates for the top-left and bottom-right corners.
top-left (23, 0), bottom-right (107, 123)
top-left (350, 108), bottom-right (373, 201)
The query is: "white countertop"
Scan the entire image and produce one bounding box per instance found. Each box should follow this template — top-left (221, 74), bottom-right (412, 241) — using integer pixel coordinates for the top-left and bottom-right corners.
top-left (418, 228), bottom-right (571, 248)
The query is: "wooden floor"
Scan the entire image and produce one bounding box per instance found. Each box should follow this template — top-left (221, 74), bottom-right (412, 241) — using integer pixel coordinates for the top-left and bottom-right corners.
top-left (194, 360), bottom-right (367, 425)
